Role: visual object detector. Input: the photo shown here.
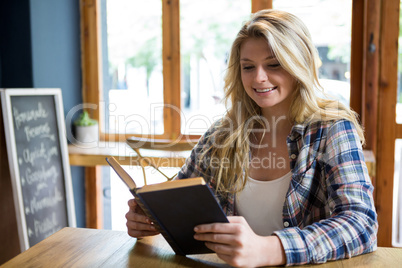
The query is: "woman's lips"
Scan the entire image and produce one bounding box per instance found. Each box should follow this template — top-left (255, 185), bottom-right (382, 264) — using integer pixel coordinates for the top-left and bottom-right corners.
top-left (254, 86), bottom-right (277, 93)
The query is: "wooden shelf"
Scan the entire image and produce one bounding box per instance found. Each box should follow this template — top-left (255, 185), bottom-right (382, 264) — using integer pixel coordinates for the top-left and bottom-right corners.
top-left (68, 142), bottom-right (190, 167)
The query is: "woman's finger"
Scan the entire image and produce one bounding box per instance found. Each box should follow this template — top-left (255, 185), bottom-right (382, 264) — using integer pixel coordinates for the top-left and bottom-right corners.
top-left (127, 229), bottom-right (160, 238)
top-left (195, 222), bottom-right (245, 235)
top-left (126, 219), bottom-right (157, 231)
top-left (128, 199), bottom-right (146, 214)
top-left (127, 198), bottom-right (136, 208)
top-left (125, 210), bottom-right (151, 224)
top-left (204, 241), bottom-right (235, 255)
top-left (194, 222), bottom-right (228, 233)
top-left (194, 232), bottom-right (241, 246)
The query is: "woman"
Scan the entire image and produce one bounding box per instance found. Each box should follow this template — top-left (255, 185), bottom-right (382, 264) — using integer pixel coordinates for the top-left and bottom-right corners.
top-left (126, 9), bottom-right (378, 267)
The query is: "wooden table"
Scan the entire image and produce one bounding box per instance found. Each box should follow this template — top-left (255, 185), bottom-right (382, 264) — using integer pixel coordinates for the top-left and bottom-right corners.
top-left (2, 227), bottom-right (402, 267)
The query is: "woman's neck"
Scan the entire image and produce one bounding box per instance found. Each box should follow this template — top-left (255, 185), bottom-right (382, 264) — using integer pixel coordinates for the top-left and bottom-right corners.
top-left (249, 115), bottom-right (292, 149)
top-left (260, 113), bottom-right (293, 136)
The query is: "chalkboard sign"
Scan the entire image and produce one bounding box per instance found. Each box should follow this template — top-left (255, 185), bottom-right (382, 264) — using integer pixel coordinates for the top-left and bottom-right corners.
top-left (1, 88), bottom-right (76, 251)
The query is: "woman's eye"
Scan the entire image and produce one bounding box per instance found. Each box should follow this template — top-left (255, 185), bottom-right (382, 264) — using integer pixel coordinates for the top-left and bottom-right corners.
top-left (268, 63), bottom-right (280, 68)
top-left (242, 66), bottom-right (254, 70)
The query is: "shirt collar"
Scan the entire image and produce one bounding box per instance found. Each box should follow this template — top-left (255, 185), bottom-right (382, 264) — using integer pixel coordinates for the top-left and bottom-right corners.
top-left (288, 122), bottom-right (307, 141)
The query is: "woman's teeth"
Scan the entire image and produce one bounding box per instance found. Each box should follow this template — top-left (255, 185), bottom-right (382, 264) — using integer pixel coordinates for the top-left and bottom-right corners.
top-left (255, 87), bottom-right (275, 93)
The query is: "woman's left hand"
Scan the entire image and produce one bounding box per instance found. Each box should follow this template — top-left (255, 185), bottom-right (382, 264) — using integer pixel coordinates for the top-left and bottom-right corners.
top-left (194, 216), bottom-right (286, 267)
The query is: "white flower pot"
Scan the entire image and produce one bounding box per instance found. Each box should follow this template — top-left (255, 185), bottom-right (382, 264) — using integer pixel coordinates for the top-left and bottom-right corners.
top-left (75, 124), bottom-right (99, 147)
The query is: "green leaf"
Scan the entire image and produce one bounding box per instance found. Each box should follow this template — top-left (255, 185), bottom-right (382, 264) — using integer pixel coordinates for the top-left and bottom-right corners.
top-left (74, 110), bottom-right (98, 126)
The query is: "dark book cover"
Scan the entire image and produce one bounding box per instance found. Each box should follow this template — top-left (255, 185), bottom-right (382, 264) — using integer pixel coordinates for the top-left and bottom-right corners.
top-left (135, 184), bottom-right (229, 255)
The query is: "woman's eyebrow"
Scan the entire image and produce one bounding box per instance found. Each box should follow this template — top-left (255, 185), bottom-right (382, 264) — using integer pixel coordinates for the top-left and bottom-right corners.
top-left (240, 56), bottom-right (276, 61)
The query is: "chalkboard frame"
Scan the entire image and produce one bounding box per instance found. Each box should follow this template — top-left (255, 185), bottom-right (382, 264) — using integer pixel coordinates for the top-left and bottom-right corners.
top-left (1, 88), bottom-right (76, 251)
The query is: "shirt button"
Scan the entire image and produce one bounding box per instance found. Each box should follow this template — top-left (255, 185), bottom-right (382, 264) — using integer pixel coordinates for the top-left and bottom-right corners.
top-left (290, 154), bottom-right (297, 160)
top-left (284, 221), bottom-right (290, 228)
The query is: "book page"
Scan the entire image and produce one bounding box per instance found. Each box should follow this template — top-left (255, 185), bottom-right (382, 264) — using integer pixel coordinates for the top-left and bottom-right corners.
top-left (138, 177), bottom-right (205, 193)
top-left (106, 157), bottom-right (137, 190)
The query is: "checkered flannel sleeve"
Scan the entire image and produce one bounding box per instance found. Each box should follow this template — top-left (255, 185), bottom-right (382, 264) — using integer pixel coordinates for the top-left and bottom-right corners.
top-left (274, 120), bottom-right (378, 266)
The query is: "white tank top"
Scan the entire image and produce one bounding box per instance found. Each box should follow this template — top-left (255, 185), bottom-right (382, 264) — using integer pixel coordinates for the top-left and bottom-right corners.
top-left (236, 171), bottom-right (292, 236)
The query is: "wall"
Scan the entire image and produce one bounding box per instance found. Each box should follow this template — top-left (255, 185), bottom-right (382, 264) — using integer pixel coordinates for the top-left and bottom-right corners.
top-left (0, 0), bottom-right (85, 229)
top-left (29, 0), bottom-right (85, 228)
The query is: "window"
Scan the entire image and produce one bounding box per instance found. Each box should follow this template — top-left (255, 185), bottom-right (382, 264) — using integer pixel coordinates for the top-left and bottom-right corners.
top-left (105, 0), bottom-right (163, 135)
top-left (392, 0), bottom-right (402, 247)
top-left (273, 0), bottom-right (352, 107)
top-left (83, 0), bottom-right (357, 143)
top-left (179, 1), bottom-right (251, 134)
top-left (92, 0), bottom-right (257, 142)
top-left (81, 0), bottom-right (270, 143)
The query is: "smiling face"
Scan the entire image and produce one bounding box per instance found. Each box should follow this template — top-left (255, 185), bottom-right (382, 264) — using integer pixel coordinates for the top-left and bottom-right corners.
top-left (240, 38), bottom-right (297, 117)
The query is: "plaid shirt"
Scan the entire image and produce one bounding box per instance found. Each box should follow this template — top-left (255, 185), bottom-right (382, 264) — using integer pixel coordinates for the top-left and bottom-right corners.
top-left (177, 119), bottom-right (378, 266)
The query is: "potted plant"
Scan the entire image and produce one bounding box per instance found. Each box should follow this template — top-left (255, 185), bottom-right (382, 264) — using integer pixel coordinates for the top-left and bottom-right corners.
top-left (74, 110), bottom-right (99, 147)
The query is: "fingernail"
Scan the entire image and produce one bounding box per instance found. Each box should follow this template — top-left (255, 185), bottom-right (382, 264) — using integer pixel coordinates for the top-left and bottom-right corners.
top-left (194, 227), bottom-right (199, 232)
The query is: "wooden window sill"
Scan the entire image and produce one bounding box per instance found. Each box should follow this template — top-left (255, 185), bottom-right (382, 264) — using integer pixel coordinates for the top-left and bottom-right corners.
top-left (68, 141), bottom-right (190, 167)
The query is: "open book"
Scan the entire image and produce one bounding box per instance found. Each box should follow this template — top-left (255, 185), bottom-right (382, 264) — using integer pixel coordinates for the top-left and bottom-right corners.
top-left (105, 156), bottom-right (229, 255)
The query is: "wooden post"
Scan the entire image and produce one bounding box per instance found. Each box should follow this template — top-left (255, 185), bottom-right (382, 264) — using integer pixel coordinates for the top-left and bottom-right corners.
top-left (251, 0), bottom-right (272, 13)
top-left (80, 0), bottom-right (103, 228)
top-left (162, 0), bottom-right (181, 140)
top-left (362, 0), bottom-right (380, 153)
top-left (350, 0), bottom-right (364, 117)
top-left (85, 166), bottom-right (103, 229)
top-left (377, 0), bottom-right (399, 247)
top-left (80, 0), bottom-right (102, 123)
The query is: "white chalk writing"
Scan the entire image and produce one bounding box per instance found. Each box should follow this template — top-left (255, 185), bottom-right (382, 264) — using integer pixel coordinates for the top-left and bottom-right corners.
top-left (22, 143), bottom-right (58, 166)
top-left (25, 165), bottom-right (58, 185)
top-left (13, 102), bottom-right (48, 130)
top-left (30, 188), bottom-right (64, 214)
top-left (33, 212), bottom-right (59, 237)
top-left (24, 123), bottom-right (51, 142)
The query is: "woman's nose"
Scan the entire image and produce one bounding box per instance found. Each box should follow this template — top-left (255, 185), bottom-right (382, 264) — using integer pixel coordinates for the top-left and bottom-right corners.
top-left (255, 66), bottom-right (268, 82)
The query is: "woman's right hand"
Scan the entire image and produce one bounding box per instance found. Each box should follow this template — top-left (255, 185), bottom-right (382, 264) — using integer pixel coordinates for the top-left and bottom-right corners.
top-left (125, 198), bottom-right (160, 238)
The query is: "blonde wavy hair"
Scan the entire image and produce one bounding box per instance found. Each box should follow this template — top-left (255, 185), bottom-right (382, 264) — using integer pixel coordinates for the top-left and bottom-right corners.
top-left (201, 9), bottom-right (364, 194)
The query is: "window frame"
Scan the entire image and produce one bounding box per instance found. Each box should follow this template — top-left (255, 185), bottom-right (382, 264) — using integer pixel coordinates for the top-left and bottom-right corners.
top-left (80, 0), bottom-right (365, 143)
top-left (80, 0), bottom-right (272, 143)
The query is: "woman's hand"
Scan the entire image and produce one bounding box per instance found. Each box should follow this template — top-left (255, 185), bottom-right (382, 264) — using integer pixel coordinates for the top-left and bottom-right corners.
top-left (194, 216), bottom-right (286, 267)
top-left (125, 199), bottom-right (160, 238)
